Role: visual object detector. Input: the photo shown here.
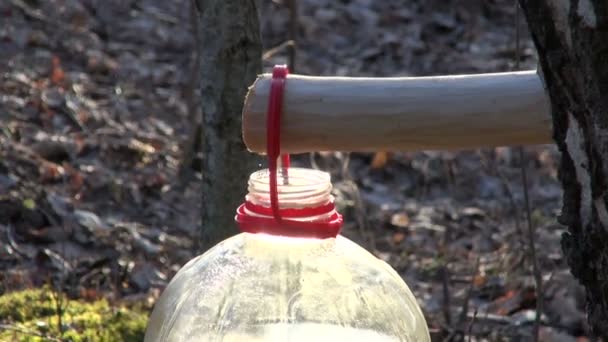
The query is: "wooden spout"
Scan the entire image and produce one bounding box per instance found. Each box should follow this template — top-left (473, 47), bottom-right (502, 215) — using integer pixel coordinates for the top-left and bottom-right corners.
top-left (242, 70), bottom-right (552, 154)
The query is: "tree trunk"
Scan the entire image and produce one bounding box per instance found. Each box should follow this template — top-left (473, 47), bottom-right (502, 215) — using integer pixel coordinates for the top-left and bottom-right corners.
top-left (518, 0), bottom-right (608, 337)
top-left (195, 0), bottom-right (263, 252)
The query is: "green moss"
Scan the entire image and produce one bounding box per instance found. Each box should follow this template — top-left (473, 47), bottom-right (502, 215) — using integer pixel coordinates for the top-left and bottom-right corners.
top-left (0, 288), bottom-right (148, 342)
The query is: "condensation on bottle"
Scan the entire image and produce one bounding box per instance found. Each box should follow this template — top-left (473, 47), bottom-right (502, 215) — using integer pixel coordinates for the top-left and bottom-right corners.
top-left (145, 168), bottom-right (430, 341)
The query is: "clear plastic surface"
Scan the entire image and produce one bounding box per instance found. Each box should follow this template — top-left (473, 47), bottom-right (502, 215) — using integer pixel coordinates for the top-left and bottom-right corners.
top-left (145, 233), bottom-right (430, 341)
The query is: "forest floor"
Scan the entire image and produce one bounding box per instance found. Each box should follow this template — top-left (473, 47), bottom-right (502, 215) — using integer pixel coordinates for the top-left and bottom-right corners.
top-left (0, 0), bottom-right (588, 341)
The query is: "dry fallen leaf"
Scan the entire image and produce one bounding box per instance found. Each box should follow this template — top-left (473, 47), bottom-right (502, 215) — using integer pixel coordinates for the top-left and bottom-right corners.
top-left (79, 287), bottom-right (102, 301)
top-left (473, 274), bottom-right (487, 287)
top-left (391, 212), bottom-right (410, 228)
top-left (51, 55), bottom-right (65, 86)
top-left (371, 151), bottom-right (390, 169)
top-left (392, 232), bottom-right (406, 244)
top-left (63, 162), bottom-right (85, 192)
top-left (39, 162), bottom-right (64, 183)
top-left (129, 138), bottom-right (157, 154)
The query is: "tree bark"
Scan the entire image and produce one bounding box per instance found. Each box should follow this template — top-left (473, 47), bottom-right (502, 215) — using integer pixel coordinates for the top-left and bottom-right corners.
top-left (518, 0), bottom-right (608, 337)
top-left (195, 0), bottom-right (263, 252)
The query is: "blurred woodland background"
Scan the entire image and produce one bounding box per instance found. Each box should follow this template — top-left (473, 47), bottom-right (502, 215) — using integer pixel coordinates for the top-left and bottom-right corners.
top-left (0, 0), bottom-right (589, 341)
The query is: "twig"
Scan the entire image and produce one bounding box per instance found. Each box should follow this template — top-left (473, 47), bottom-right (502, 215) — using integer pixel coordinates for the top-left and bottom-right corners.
top-left (515, 1), bottom-right (521, 70)
top-left (133, 2), bottom-right (180, 25)
top-left (478, 150), bottom-right (525, 247)
top-left (519, 147), bottom-right (543, 341)
top-left (1, 125), bottom-right (12, 139)
top-left (38, 196), bottom-right (73, 338)
top-left (262, 40), bottom-right (295, 61)
top-left (459, 258), bottom-right (480, 341)
top-left (9, 0), bottom-right (97, 41)
top-left (314, 152), bottom-right (375, 250)
top-left (459, 257), bottom-right (480, 326)
top-left (179, 0), bottom-right (203, 181)
top-left (514, 2), bottom-right (542, 340)
top-left (40, 194), bottom-right (74, 335)
top-left (0, 323), bottom-right (63, 342)
top-left (341, 153), bottom-right (376, 251)
top-left (287, 0), bottom-right (297, 72)
top-left (466, 309), bottom-right (477, 342)
top-left (4, 224), bottom-right (34, 259)
top-left (466, 311), bottom-right (512, 325)
top-left (48, 280), bottom-right (67, 336)
top-left (63, 105), bottom-right (87, 132)
top-left (187, 0), bottom-right (202, 127)
top-left (440, 228), bottom-right (452, 327)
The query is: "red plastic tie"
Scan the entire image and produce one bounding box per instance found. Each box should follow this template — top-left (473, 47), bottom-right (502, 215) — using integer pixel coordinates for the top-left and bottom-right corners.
top-left (266, 65), bottom-right (290, 221)
top-left (236, 65), bottom-right (343, 238)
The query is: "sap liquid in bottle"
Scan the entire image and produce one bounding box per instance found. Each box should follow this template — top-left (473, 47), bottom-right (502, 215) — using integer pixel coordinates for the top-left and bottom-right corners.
top-left (144, 167), bottom-right (430, 341)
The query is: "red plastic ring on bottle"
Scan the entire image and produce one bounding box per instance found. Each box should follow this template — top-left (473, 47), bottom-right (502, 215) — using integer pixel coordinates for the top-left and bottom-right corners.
top-left (235, 65), bottom-right (343, 238)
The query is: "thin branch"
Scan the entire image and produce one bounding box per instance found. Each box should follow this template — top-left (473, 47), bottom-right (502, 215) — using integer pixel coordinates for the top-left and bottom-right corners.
top-left (178, 0), bottom-right (203, 181)
top-left (287, 0), bottom-right (297, 72)
top-left (441, 265), bottom-right (452, 326)
top-left (459, 257), bottom-right (480, 326)
top-left (0, 324), bottom-right (63, 342)
top-left (440, 228), bottom-right (452, 327)
top-left (48, 283), bottom-right (66, 336)
top-left (9, 0), bottom-right (97, 41)
top-left (341, 153), bottom-right (376, 251)
top-left (478, 150), bottom-right (525, 247)
top-left (62, 106), bottom-right (87, 132)
top-left (515, 0), bottom-right (521, 70)
top-left (4, 224), bottom-right (31, 259)
top-left (514, 2), bottom-right (543, 341)
top-left (466, 309), bottom-right (477, 342)
top-left (519, 147), bottom-right (543, 341)
top-left (262, 40), bottom-right (295, 61)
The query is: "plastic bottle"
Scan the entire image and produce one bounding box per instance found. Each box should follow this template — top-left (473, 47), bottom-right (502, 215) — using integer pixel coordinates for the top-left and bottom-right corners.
top-left (145, 168), bottom-right (430, 341)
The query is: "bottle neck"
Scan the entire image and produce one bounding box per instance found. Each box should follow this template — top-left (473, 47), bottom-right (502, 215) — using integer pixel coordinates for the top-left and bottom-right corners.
top-left (245, 168), bottom-right (334, 220)
top-left (236, 167), bottom-right (344, 238)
